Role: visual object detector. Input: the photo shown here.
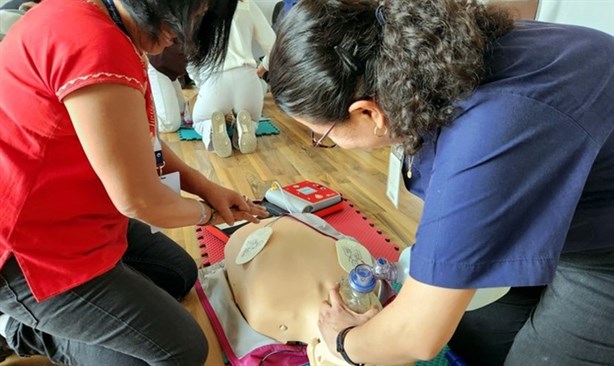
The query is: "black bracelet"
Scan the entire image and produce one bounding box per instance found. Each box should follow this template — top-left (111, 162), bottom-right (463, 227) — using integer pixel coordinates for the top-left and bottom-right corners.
top-left (336, 326), bottom-right (364, 366)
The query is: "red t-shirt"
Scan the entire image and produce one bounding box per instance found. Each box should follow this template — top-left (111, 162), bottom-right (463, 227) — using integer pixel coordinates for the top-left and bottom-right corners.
top-left (0, 0), bottom-right (157, 301)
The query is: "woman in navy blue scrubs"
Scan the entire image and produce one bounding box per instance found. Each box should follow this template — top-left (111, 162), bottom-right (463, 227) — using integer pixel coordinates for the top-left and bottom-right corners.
top-left (268, 0), bottom-right (614, 365)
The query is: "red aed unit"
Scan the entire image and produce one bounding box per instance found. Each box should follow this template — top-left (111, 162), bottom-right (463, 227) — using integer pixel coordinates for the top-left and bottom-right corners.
top-left (264, 180), bottom-right (342, 213)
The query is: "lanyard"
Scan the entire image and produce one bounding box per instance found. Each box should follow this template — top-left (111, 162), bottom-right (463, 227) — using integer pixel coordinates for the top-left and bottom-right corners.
top-left (101, 0), bottom-right (129, 36)
top-left (153, 136), bottom-right (166, 176)
top-left (405, 154), bottom-right (414, 179)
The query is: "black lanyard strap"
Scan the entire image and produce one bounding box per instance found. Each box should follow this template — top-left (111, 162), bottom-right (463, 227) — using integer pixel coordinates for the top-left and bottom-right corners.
top-left (101, 0), bottom-right (129, 36)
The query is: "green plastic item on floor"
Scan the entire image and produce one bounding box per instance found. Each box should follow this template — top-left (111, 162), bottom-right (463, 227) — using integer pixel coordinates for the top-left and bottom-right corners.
top-left (417, 345), bottom-right (451, 366)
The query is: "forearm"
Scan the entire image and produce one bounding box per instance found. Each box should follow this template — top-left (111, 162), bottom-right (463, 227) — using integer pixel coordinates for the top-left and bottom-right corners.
top-left (65, 83), bottom-right (258, 228)
top-left (64, 83), bottom-right (217, 228)
top-left (125, 182), bottom-right (210, 228)
top-left (108, 143), bottom-right (213, 228)
top-left (342, 278), bottom-right (475, 365)
top-left (342, 305), bottom-right (423, 364)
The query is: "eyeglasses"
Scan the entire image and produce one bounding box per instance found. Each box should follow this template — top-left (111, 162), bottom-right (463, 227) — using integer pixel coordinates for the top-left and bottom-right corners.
top-left (311, 122), bottom-right (337, 148)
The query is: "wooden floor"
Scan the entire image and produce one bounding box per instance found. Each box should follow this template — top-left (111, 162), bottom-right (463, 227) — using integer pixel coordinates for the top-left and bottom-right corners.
top-left (1, 92), bottom-right (423, 365)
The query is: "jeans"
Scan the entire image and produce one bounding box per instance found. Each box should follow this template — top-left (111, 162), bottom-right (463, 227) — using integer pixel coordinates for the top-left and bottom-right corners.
top-left (0, 219), bottom-right (207, 365)
top-left (448, 248), bottom-right (614, 366)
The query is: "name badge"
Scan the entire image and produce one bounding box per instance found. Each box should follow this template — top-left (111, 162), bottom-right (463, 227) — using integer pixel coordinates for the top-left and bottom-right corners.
top-left (386, 144), bottom-right (405, 208)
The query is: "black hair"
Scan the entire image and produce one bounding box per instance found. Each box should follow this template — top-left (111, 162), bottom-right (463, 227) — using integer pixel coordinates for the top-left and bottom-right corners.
top-left (269, 0), bottom-right (513, 153)
top-left (120, 0), bottom-right (237, 70)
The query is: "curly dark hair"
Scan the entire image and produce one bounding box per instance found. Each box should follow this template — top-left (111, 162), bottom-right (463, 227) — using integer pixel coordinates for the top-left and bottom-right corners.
top-left (269, 0), bottom-right (513, 153)
top-left (121, 0), bottom-right (237, 70)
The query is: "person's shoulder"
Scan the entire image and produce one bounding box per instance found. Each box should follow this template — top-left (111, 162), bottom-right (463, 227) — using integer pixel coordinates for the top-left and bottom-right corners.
top-left (51, 1), bottom-right (120, 40)
top-left (18, 0), bottom-right (113, 44)
top-left (522, 20), bottom-right (611, 41)
top-left (26, 0), bottom-right (102, 26)
top-left (37, 1), bottom-right (140, 61)
top-left (451, 92), bottom-right (575, 144)
top-left (482, 22), bottom-right (613, 128)
top-left (504, 20), bottom-right (613, 58)
top-left (457, 91), bottom-right (573, 128)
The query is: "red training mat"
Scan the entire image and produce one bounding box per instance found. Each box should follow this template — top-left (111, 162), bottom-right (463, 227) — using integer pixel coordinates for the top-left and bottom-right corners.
top-left (196, 198), bottom-right (402, 267)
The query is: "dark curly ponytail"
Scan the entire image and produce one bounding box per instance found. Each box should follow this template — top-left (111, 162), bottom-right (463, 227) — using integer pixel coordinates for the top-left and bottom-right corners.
top-left (269, 0), bottom-right (513, 153)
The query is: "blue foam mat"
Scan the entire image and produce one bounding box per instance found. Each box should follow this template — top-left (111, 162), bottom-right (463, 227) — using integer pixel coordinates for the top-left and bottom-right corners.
top-left (418, 346), bottom-right (452, 366)
top-left (178, 119), bottom-right (279, 141)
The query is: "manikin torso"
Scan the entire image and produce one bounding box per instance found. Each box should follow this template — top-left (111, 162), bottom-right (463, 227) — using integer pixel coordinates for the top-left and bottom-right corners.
top-left (223, 216), bottom-right (410, 366)
top-left (225, 216), bottom-right (345, 343)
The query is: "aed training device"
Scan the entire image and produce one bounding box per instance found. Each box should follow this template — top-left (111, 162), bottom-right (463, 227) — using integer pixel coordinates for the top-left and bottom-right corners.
top-left (265, 181), bottom-right (342, 213)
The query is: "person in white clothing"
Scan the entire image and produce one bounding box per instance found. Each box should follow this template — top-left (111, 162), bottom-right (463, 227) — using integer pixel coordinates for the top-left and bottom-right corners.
top-left (148, 64), bottom-right (187, 133)
top-left (148, 43), bottom-right (190, 133)
top-left (189, 0), bottom-right (275, 158)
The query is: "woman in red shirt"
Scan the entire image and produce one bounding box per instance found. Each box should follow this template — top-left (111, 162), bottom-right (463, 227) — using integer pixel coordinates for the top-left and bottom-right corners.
top-left (0, 0), bottom-right (265, 363)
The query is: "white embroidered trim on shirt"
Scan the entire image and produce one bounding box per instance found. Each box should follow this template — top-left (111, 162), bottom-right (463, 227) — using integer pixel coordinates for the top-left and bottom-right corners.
top-left (56, 72), bottom-right (145, 97)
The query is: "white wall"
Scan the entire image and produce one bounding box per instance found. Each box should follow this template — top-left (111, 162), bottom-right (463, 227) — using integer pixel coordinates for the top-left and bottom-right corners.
top-left (485, 0), bottom-right (614, 35)
top-left (536, 0), bottom-right (614, 35)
